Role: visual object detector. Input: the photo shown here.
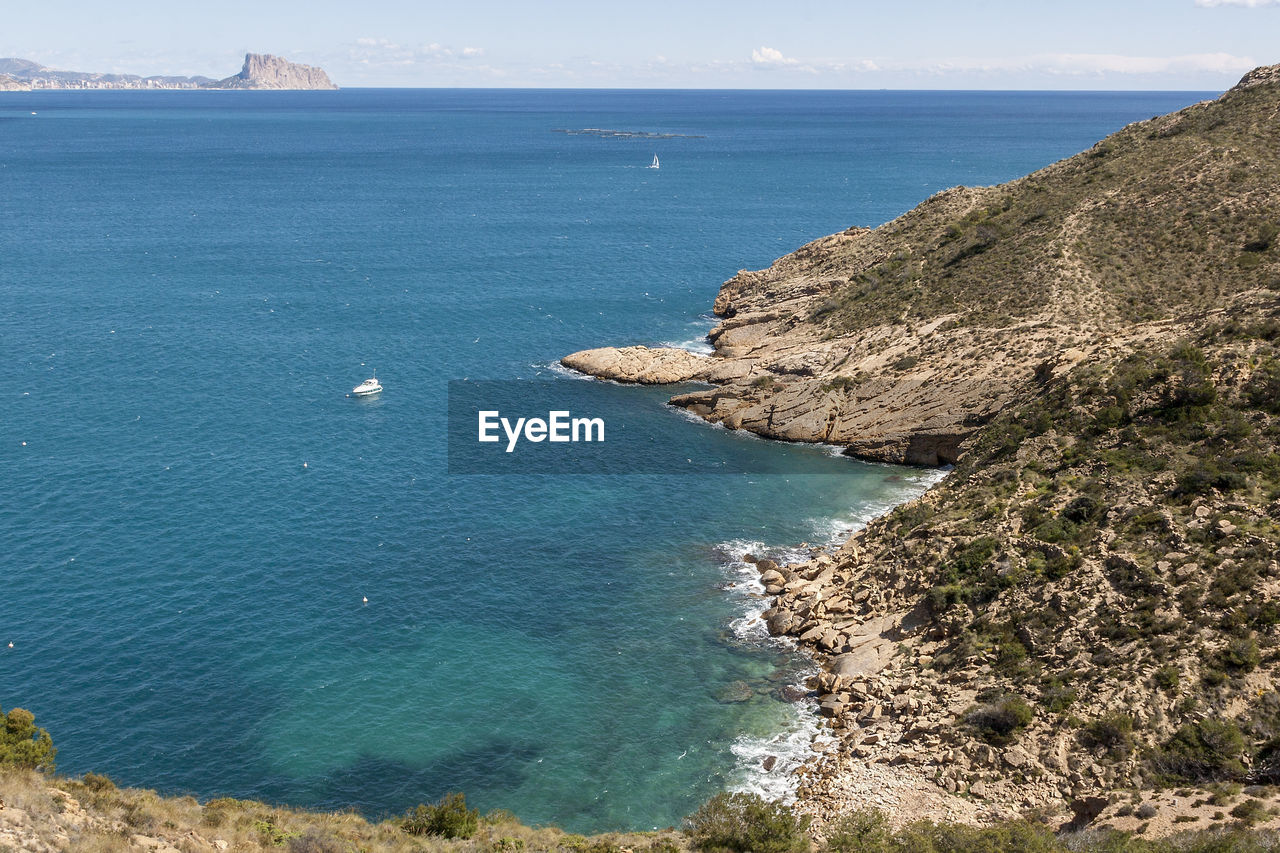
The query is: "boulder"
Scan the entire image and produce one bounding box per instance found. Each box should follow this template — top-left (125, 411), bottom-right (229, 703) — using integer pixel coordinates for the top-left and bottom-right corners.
top-left (560, 345), bottom-right (709, 384)
top-left (766, 612), bottom-right (795, 636)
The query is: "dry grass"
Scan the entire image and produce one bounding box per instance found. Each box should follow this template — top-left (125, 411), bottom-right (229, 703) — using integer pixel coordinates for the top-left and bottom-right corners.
top-left (0, 767), bottom-right (689, 853)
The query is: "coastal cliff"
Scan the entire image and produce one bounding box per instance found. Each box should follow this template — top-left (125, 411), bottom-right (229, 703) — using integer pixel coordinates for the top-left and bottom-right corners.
top-left (0, 74), bottom-right (31, 91)
top-left (565, 68), bottom-right (1279, 468)
top-left (566, 65), bottom-right (1280, 834)
top-left (207, 53), bottom-right (337, 90)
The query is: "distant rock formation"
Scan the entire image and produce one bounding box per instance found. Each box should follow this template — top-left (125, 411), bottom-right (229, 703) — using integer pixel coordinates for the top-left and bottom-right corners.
top-left (0, 74), bottom-right (31, 91)
top-left (208, 53), bottom-right (336, 90)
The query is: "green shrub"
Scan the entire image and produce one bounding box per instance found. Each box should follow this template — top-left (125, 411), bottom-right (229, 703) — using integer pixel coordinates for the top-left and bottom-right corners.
top-left (963, 696), bottom-right (1033, 745)
top-left (286, 830), bottom-right (344, 853)
top-left (1033, 517), bottom-right (1080, 544)
top-left (1148, 719), bottom-right (1247, 782)
top-left (684, 793), bottom-right (810, 853)
top-left (926, 584), bottom-right (967, 615)
top-left (824, 809), bottom-right (891, 853)
top-left (889, 819), bottom-right (1061, 853)
top-left (80, 772), bottom-right (116, 791)
top-left (1152, 665), bottom-right (1180, 691)
top-left (1078, 714), bottom-right (1135, 759)
top-left (1040, 684), bottom-right (1077, 714)
top-left (952, 537), bottom-right (999, 574)
top-left (1251, 738), bottom-right (1280, 784)
top-left (253, 819), bottom-right (297, 847)
top-left (1217, 636), bottom-right (1261, 673)
top-left (0, 707), bottom-right (56, 771)
top-left (400, 792), bottom-right (480, 839)
top-left (892, 355), bottom-right (920, 372)
top-left (1245, 360), bottom-right (1280, 413)
top-left (1060, 494), bottom-right (1104, 524)
top-left (1230, 798), bottom-right (1269, 825)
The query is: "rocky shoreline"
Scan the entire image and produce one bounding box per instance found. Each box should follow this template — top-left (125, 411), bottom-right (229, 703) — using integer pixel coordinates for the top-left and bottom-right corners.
top-left (564, 64), bottom-right (1280, 839)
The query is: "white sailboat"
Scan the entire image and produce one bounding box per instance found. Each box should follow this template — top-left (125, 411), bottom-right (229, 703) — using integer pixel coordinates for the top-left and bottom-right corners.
top-left (647, 154), bottom-right (660, 169)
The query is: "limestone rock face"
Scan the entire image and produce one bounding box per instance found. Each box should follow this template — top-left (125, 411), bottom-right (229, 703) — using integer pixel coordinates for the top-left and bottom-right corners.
top-left (1231, 62), bottom-right (1280, 92)
top-left (210, 53), bottom-right (336, 90)
top-left (0, 74), bottom-right (30, 91)
top-left (560, 346), bottom-right (709, 384)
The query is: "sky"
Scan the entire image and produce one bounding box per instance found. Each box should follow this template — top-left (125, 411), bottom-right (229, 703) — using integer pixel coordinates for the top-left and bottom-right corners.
top-left (1, 0), bottom-right (1276, 89)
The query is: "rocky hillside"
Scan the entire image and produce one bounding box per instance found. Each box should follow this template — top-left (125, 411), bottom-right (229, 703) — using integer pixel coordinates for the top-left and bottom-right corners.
top-left (564, 66), bottom-right (1280, 832)
top-left (0, 74), bottom-right (31, 91)
top-left (209, 53), bottom-right (336, 90)
top-left (564, 66), bottom-right (1280, 466)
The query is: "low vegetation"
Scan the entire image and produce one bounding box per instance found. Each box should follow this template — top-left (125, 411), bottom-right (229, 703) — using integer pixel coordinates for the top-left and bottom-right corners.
top-left (802, 74), bottom-right (1280, 334)
top-left (0, 706), bottom-right (56, 771)
top-left (8, 764), bottom-right (1280, 853)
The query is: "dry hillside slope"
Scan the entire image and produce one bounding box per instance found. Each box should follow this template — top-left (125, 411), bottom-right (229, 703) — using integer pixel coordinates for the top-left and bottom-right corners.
top-left (565, 65), bottom-right (1280, 833)
top-left (564, 66), bottom-right (1280, 466)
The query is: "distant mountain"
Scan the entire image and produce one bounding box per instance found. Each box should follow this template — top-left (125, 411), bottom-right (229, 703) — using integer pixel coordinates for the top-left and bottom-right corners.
top-left (0, 53), bottom-right (336, 90)
top-left (0, 58), bottom-right (44, 77)
top-left (207, 53), bottom-right (336, 90)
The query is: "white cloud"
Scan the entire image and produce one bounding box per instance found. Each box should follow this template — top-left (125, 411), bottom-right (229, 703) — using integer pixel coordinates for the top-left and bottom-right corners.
top-left (751, 46), bottom-right (797, 66)
top-left (906, 52), bottom-right (1256, 77)
top-left (749, 46), bottom-right (882, 75)
top-left (1195, 0), bottom-right (1278, 6)
top-left (345, 38), bottom-right (489, 68)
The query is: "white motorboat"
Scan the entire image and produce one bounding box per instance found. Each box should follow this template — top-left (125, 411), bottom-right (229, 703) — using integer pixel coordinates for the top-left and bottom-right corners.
top-left (351, 376), bottom-right (382, 397)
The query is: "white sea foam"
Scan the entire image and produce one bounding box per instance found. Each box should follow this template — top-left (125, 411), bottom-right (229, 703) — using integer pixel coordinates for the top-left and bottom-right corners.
top-left (659, 336), bottom-right (714, 355)
top-left (714, 538), bottom-right (816, 645)
top-left (729, 697), bottom-right (834, 804)
top-left (659, 316), bottom-right (717, 355)
top-left (717, 464), bottom-right (951, 801)
top-left (532, 360), bottom-right (595, 381)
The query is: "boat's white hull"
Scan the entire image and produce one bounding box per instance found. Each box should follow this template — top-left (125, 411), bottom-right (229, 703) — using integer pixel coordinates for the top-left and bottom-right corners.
top-left (351, 388), bottom-right (381, 397)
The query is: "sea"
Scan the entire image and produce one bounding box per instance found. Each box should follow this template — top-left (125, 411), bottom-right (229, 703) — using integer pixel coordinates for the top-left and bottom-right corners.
top-left (0, 88), bottom-right (1206, 832)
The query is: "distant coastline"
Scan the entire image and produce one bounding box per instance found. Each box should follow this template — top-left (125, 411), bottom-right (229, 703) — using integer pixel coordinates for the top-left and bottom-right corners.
top-left (0, 52), bottom-right (336, 91)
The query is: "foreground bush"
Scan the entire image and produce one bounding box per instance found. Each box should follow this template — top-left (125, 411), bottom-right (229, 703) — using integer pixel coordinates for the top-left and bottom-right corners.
top-left (824, 809), bottom-right (892, 852)
top-left (399, 791), bottom-right (480, 839)
top-left (1147, 719), bottom-right (1247, 783)
top-left (0, 708), bottom-right (56, 771)
top-left (685, 792), bottom-right (810, 853)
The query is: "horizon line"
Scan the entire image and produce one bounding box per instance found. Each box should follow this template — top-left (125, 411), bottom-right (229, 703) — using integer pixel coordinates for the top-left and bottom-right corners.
top-left (5, 84), bottom-right (1223, 93)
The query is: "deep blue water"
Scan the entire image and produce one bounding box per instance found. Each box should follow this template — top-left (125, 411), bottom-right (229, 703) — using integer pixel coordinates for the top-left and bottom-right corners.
top-left (0, 88), bottom-right (1205, 831)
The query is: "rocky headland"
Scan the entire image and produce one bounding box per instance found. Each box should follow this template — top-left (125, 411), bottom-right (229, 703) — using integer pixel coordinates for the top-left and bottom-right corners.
top-left (208, 53), bottom-right (337, 90)
top-left (565, 65), bottom-right (1280, 836)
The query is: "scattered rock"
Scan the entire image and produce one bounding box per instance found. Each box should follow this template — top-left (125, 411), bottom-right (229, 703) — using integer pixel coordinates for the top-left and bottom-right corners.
top-left (715, 681), bottom-right (755, 703)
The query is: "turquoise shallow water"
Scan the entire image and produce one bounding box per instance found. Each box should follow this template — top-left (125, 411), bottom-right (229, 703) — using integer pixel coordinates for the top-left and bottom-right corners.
top-left (0, 88), bottom-right (1205, 831)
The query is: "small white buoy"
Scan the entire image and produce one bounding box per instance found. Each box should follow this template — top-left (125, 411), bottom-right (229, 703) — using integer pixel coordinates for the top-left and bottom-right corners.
top-left (21, 441), bottom-right (26, 446)
top-left (302, 462), bottom-right (308, 468)
top-left (362, 596), bottom-right (368, 605)
top-left (7, 642), bottom-right (12, 649)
